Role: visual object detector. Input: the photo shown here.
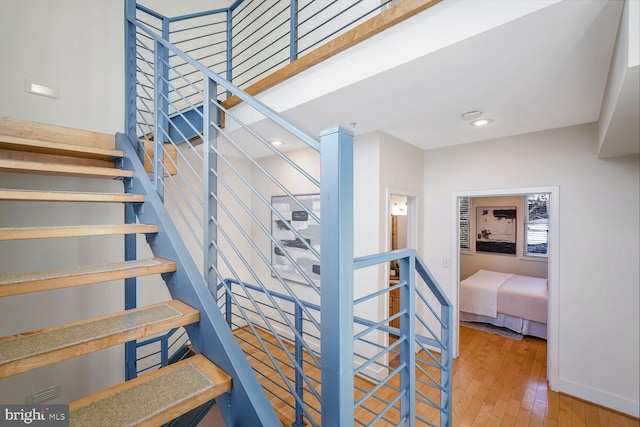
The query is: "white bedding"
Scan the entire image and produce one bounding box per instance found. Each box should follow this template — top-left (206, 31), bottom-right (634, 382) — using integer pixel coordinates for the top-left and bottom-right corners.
top-left (460, 269), bottom-right (549, 337)
top-left (497, 274), bottom-right (548, 323)
top-left (459, 270), bottom-right (513, 317)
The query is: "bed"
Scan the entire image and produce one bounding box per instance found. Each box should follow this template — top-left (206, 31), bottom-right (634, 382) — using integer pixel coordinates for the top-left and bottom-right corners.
top-left (459, 269), bottom-right (548, 339)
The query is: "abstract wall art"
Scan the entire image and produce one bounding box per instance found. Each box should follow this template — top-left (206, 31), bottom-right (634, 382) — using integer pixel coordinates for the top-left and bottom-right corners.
top-left (476, 206), bottom-right (517, 255)
top-left (271, 194), bottom-right (321, 287)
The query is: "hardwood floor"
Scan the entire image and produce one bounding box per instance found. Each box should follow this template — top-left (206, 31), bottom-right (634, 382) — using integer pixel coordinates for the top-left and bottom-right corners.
top-left (232, 325), bottom-right (639, 426)
top-left (454, 325), bottom-right (639, 427)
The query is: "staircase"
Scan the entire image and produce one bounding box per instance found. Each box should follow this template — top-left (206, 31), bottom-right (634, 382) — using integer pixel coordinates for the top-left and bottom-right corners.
top-left (0, 117), bottom-right (232, 425)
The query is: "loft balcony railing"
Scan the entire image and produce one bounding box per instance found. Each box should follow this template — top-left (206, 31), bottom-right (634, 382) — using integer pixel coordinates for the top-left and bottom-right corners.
top-left (124, 0), bottom-right (451, 425)
top-left (133, 0), bottom-right (441, 103)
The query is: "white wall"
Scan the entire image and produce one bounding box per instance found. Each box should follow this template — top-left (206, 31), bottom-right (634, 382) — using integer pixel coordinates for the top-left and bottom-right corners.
top-left (423, 123), bottom-right (639, 416)
top-left (0, 1), bottom-right (124, 134)
top-left (352, 131), bottom-right (428, 376)
top-left (0, 172), bottom-right (126, 404)
top-left (379, 132), bottom-right (424, 254)
top-left (352, 133), bottom-right (383, 370)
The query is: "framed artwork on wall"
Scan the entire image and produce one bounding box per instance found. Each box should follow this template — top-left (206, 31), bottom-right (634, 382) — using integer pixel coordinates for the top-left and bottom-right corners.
top-left (476, 206), bottom-right (517, 255)
top-left (271, 194), bottom-right (321, 287)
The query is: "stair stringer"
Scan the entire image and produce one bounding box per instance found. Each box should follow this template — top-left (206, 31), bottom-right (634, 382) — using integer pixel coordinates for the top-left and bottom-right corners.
top-left (116, 133), bottom-right (281, 427)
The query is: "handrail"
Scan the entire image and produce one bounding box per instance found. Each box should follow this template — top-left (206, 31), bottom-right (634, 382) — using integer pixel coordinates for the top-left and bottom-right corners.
top-left (168, 8), bottom-right (229, 23)
top-left (354, 248), bottom-right (451, 307)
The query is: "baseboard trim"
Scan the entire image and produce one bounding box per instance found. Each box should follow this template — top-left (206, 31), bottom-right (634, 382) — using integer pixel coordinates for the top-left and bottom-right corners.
top-left (558, 377), bottom-right (639, 418)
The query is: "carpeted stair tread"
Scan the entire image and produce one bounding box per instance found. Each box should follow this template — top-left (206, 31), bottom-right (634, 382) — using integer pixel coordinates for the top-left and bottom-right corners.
top-left (0, 188), bottom-right (144, 203)
top-left (0, 300), bottom-right (199, 378)
top-left (0, 224), bottom-right (158, 241)
top-left (0, 158), bottom-right (133, 178)
top-left (0, 134), bottom-right (122, 160)
top-left (0, 258), bottom-right (176, 297)
top-left (69, 355), bottom-right (231, 427)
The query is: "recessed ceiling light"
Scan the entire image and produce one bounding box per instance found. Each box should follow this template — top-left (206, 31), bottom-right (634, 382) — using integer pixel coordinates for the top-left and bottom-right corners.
top-left (270, 140), bottom-right (284, 146)
top-left (461, 110), bottom-right (493, 127)
top-left (469, 118), bottom-right (493, 127)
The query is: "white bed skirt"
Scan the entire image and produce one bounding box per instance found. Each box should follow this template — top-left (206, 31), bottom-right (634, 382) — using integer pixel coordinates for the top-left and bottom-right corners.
top-left (460, 311), bottom-right (547, 340)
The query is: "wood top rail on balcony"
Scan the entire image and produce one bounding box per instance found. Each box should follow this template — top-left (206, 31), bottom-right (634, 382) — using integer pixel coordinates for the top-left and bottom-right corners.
top-left (221, 0), bottom-right (442, 110)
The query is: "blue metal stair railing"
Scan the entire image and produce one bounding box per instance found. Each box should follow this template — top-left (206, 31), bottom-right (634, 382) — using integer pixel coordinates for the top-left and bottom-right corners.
top-left (216, 246), bottom-right (453, 427)
top-left (118, 133), bottom-right (282, 426)
top-left (215, 279), bottom-right (323, 426)
top-left (352, 249), bottom-right (452, 427)
top-left (125, 1), bottom-right (333, 425)
top-left (124, 1), bottom-right (452, 425)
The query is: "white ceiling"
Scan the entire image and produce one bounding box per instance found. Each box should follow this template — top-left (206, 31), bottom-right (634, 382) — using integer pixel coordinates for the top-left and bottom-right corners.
top-left (258, 0), bottom-right (637, 155)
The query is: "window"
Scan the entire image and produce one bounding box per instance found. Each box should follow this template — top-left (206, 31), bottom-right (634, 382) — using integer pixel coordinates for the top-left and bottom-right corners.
top-left (459, 197), bottom-right (470, 251)
top-left (524, 193), bottom-right (549, 257)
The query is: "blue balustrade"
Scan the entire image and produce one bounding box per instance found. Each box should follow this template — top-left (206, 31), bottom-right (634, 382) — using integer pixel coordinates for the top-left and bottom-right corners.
top-left (124, 0), bottom-right (452, 425)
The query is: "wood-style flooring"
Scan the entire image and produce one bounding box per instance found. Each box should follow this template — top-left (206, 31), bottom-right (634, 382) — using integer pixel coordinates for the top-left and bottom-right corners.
top-left (232, 325), bottom-right (639, 426)
top-left (454, 325), bottom-right (639, 426)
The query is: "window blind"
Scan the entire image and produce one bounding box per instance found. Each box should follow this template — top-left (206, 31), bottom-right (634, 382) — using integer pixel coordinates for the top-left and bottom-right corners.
top-left (459, 196), bottom-right (470, 251)
top-left (524, 193), bottom-right (549, 257)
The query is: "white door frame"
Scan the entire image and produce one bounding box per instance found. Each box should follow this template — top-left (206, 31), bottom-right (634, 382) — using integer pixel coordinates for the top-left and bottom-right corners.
top-left (450, 186), bottom-right (560, 390)
top-left (386, 188), bottom-right (419, 252)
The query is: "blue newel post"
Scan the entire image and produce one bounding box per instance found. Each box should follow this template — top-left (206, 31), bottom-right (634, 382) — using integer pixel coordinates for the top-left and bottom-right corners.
top-left (320, 126), bottom-right (355, 426)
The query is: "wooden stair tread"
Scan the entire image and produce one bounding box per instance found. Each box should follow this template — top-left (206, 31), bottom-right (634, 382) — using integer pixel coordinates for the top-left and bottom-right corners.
top-left (0, 117), bottom-right (116, 150)
top-left (0, 300), bottom-right (199, 378)
top-left (0, 189), bottom-right (144, 203)
top-left (0, 224), bottom-right (158, 240)
top-left (0, 158), bottom-right (132, 178)
top-left (70, 355), bottom-right (231, 427)
top-left (0, 134), bottom-right (121, 160)
top-left (0, 258), bottom-right (176, 297)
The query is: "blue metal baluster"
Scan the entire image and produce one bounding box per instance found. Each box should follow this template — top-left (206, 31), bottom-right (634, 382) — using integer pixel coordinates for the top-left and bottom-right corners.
top-left (124, 0), bottom-right (137, 153)
top-left (203, 76), bottom-right (218, 289)
top-left (225, 7), bottom-right (234, 92)
top-left (153, 17), bottom-right (170, 201)
top-left (290, 0), bottom-right (299, 62)
top-left (161, 334), bottom-right (169, 367)
top-left (399, 255), bottom-right (417, 423)
top-left (441, 302), bottom-right (453, 426)
top-left (124, 193), bottom-right (138, 380)
top-left (294, 303), bottom-right (305, 427)
top-left (123, 2), bottom-right (138, 382)
top-left (224, 282), bottom-right (233, 328)
top-left (320, 126), bottom-right (354, 426)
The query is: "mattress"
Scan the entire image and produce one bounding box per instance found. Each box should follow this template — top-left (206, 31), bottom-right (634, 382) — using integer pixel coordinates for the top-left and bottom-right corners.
top-left (460, 269), bottom-right (548, 324)
top-left (497, 274), bottom-right (548, 323)
top-left (459, 270), bottom-right (513, 317)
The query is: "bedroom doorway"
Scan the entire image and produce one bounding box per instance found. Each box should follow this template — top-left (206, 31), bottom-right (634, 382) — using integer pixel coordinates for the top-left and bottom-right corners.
top-left (451, 186), bottom-right (560, 389)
